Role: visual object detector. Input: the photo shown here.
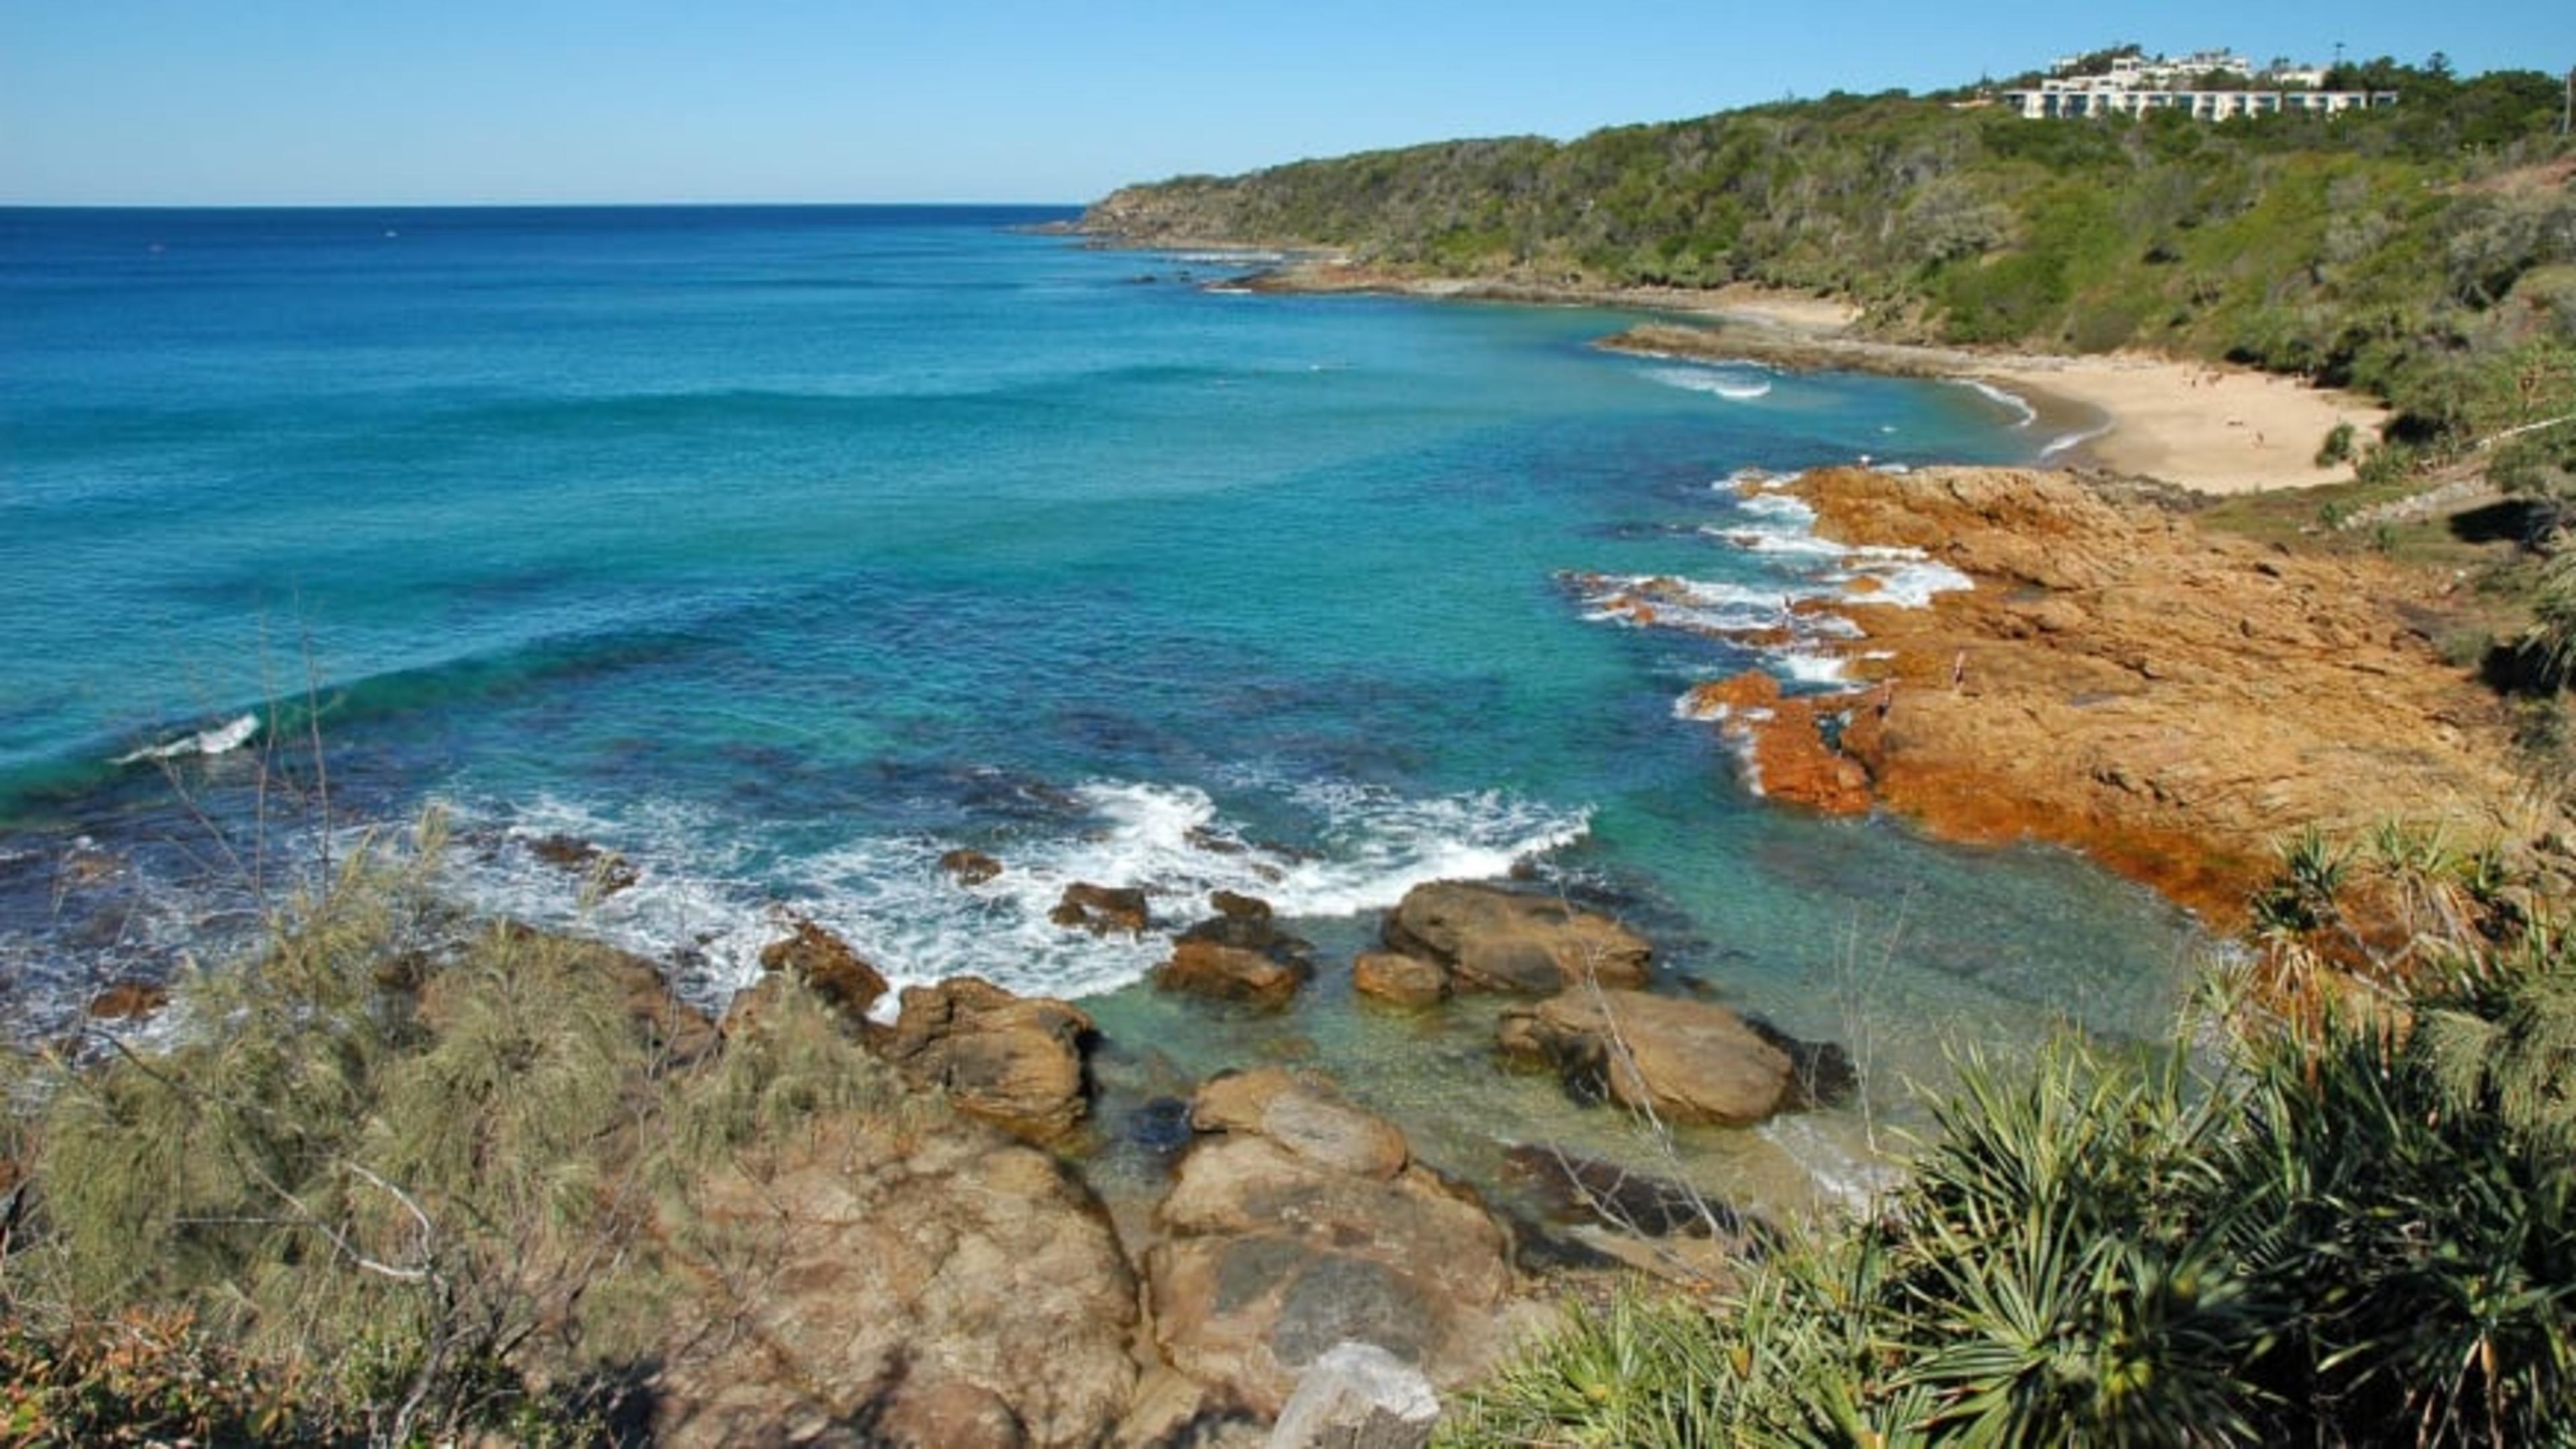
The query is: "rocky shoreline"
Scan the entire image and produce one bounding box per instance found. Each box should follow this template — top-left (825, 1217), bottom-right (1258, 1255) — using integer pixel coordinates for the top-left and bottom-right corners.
top-left (1595, 464), bottom-right (2560, 926)
top-left (644, 877), bottom-right (1831, 1445)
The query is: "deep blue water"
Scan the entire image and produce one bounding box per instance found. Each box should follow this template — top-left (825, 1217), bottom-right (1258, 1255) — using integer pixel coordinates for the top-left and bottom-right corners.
top-left (0, 205), bottom-right (2198, 1203)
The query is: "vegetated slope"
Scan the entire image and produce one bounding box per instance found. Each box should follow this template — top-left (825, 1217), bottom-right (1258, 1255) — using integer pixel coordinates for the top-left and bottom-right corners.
top-left (1089, 65), bottom-right (2573, 447)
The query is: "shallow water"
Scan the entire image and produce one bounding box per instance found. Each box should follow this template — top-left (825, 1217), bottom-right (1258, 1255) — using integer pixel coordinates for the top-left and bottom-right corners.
top-left (0, 205), bottom-right (2203, 1213)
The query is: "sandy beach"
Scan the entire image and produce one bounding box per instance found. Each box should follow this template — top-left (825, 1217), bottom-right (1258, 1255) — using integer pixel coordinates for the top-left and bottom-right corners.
top-left (1242, 260), bottom-right (2392, 497)
top-left (1625, 288), bottom-right (2392, 495)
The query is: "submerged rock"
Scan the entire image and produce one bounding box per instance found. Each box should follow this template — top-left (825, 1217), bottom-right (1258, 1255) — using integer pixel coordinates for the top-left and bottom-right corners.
top-left (1381, 881), bottom-right (1651, 994)
top-left (878, 977), bottom-right (1097, 1142)
top-left (938, 847), bottom-right (1005, 885)
top-left (1352, 950), bottom-right (1448, 1008)
top-left (1499, 1142), bottom-right (1742, 1238)
top-left (1496, 987), bottom-right (1794, 1126)
top-left (1744, 1016), bottom-right (1860, 1108)
top-left (525, 831), bottom-right (641, 896)
top-left (1051, 881), bottom-right (1150, 936)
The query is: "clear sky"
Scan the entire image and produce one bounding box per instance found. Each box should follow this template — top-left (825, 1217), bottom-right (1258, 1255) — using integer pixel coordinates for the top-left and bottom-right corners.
top-left (3, 0), bottom-right (2567, 206)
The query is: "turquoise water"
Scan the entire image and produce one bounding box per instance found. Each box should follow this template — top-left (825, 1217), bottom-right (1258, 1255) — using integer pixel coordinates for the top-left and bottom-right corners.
top-left (1, 206), bottom-right (2198, 1206)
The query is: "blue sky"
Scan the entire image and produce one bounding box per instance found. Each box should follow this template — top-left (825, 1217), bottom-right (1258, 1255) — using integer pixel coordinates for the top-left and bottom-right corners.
top-left (3, 1), bottom-right (2565, 205)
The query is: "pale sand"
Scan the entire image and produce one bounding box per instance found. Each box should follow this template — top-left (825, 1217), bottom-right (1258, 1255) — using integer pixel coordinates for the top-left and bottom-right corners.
top-left (1247, 262), bottom-right (2390, 497)
top-left (1973, 354), bottom-right (2390, 496)
top-left (1682, 290), bottom-right (2392, 496)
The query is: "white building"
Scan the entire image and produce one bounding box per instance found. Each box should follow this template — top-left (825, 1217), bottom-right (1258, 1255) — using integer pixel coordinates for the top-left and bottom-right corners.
top-left (1999, 87), bottom-right (2398, 120)
top-left (2002, 47), bottom-right (2394, 121)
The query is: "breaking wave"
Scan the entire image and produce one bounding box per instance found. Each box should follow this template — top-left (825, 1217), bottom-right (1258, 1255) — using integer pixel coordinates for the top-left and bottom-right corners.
top-left (437, 777), bottom-right (1591, 1014)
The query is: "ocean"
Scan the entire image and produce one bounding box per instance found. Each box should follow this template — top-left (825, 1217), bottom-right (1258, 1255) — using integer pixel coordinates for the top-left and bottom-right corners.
top-left (0, 205), bottom-right (2197, 1210)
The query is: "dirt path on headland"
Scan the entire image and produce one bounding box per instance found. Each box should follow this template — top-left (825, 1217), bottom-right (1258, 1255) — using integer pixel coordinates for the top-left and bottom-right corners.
top-left (1235, 259), bottom-right (2390, 498)
top-left (1634, 466), bottom-right (2553, 925)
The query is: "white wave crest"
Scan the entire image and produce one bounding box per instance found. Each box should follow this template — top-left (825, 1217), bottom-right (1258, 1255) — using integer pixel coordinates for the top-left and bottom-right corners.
top-left (437, 779), bottom-right (1589, 1014)
top-left (1836, 559), bottom-right (1974, 608)
top-left (113, 712), bottom-right (261, 766)
top-left (1778, 652), bottom-right (1850, 684)
top-left (2038, 420), bottom-right (2113, 459)
top-left (1644, 364), bottom-right (1773, 402)
top-left (1734, 491), bottom-right (1816, 523)
top-left (1952, 377), bottom-right (2037, 427)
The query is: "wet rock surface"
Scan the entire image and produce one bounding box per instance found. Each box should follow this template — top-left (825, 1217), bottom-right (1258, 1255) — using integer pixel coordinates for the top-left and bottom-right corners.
top-left (756, 918), bottom-right (890, 1024)
top-left (1497, 987), bottom-right (1796, 1127)
top-left (1153, 894), bottom-right (1315, 1007)
top-left (1051, 881), bottom-right (1151, 936)
top-left (1379, 881), bottom-right (1652, 995)
top-left (938, 847), bottom-right (1005, 885)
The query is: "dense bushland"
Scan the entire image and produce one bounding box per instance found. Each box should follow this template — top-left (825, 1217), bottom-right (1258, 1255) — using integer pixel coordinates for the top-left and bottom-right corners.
top-left (1093, 62), bottom-right (2574, 460)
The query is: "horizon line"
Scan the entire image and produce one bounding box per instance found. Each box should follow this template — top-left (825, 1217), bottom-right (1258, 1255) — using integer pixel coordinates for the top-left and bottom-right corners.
top-left (0, 199), bottom-right (1089, 212)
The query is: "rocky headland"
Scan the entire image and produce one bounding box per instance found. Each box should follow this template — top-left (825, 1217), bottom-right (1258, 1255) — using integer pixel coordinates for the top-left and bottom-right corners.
top-left (1602, 465), bottom-right (2558, 925)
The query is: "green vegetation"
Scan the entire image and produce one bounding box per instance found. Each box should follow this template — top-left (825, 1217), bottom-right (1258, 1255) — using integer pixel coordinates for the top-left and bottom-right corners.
top-left (1099, 61), bottom-right (2573, 464)
top-left (0, 814), bottom-right (914, 1445)
top-left (1442, 824), bottom-right (2576, 1446)
top-left (1102, 54), bottom-right (2576, 814)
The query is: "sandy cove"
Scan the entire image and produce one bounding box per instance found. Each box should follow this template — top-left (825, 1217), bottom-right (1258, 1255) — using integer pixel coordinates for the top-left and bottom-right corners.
top-left (1236, 258), bottom-right (2391, 498)
top-left (1228, 258), bottom-right (2540, 922)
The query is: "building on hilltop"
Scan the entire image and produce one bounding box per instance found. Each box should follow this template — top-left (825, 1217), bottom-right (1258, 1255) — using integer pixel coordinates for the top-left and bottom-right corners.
top-left (2000, 46), bottom-right (2395, 121)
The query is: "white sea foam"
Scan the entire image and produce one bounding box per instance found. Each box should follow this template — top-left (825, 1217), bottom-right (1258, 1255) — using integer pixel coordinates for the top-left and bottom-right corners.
top-left (1835, 559), bottom-right (1974, 608)
top-left (1707, 525), bottom-right (1846, 557)
top-left (1734, 491), bottom-right (1816, 524)
top-left (1758, 1114), bottom-right (1904, 1215)
top-left (1643, 364), bottom-right (1773, 402)
top-left (1574, 574), bottom-right (1813, 634)
top-left (1166, 250), bottom-right (1287, 266)
top-left (113, 712), bottom-right (261, 766)
top-left (439, 778), bottom-right (1589, 1014)
top-left (1778, 652), bottom-right (1851, 685)
top-left (1952, 377), bottom-right (2038, 427)
top-left (2038, 419), bottom-right (2114, 459)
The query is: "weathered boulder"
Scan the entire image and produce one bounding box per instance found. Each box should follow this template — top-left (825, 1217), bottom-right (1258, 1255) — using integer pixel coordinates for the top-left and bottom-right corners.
top-left (1145, 1069), bottom-right (1517, 1418)
top-left (650, 1108), bottom-right (1138, 1449)
top-left (877, 977), bottom-right (1097, 1142)
top-left (939, 847), bottom-right (1006, 885)
top-left (1155, 939), bottom-right (1311, 1006)
top-left (1351, 951), bottom-right (1448, 1008)
top-left (1051, 881), bottom-right (1150, 936)
top-left (757, 918), bottom-right (889, 1022)
top-left (1381, 881), bottom-right (1651, 994)
top-left (1193, 1069), bottom-right (1409, 1180)
top-left (1497, 988), bottom-right (1794, 1127)
top-left (1155, 897), bottom-right (1315, 1007)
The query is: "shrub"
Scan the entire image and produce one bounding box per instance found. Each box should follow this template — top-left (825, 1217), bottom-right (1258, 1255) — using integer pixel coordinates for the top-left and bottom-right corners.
top-left (1445, 880), bottom-right (2576, 1446)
